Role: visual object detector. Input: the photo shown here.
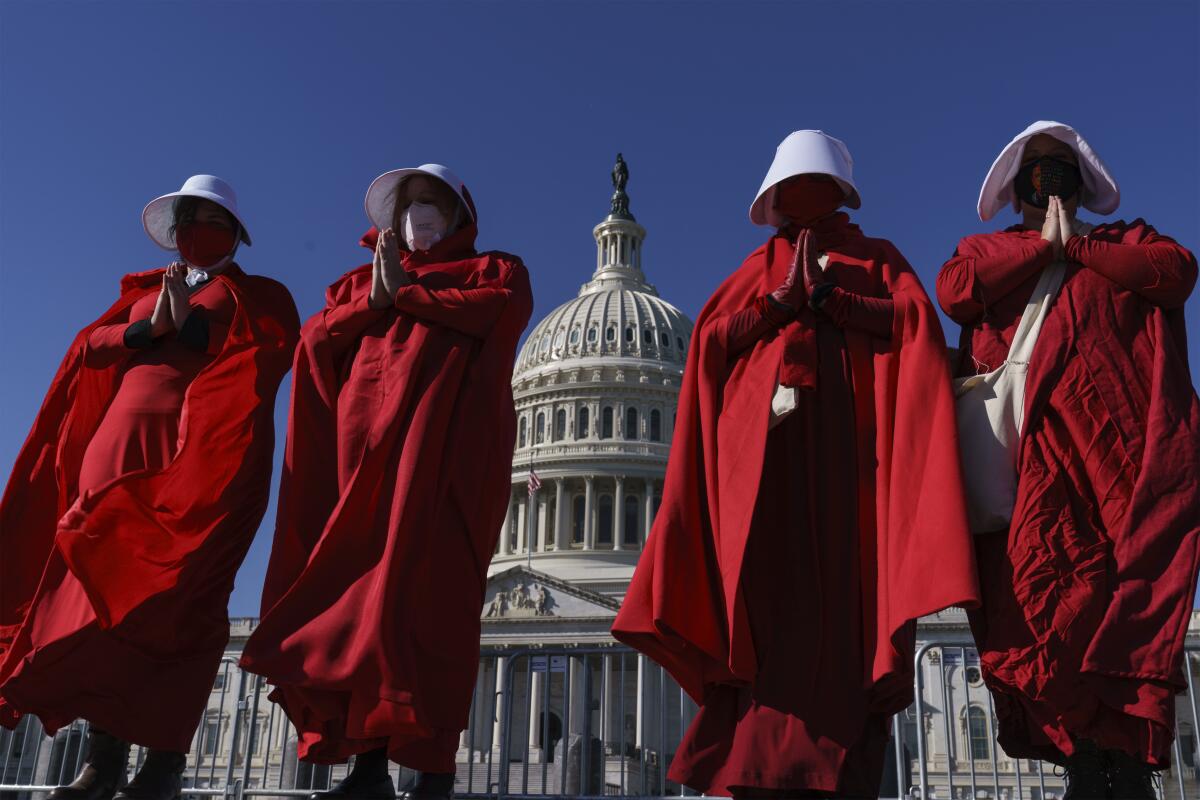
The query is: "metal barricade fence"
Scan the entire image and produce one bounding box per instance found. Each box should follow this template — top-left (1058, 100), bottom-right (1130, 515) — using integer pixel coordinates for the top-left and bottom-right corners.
top-left (0, 646), bottom-right (1196, 800)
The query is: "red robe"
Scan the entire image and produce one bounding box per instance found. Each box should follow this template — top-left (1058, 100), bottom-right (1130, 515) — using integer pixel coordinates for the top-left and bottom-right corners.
top-left (612, 215), bottom-right (980, 795)
top-left (938, 219), bottom-right (1200, 768)
top-left (239, 220), bottom-right (533, 772)
top-left (0, 266), bottom-right (299, 751)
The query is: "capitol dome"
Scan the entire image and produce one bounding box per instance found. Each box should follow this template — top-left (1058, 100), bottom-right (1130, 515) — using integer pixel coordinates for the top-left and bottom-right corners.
top-left (490, 156), bottom-right (694, 597)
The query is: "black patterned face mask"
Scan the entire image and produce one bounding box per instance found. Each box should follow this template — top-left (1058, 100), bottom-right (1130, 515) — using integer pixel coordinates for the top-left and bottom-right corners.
top-left (1014, 156), bottom-right (1083, 209)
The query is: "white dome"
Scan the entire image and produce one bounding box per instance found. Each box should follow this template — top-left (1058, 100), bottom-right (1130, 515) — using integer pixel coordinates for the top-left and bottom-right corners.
top-left (514, 285), bottom-right (693, 380)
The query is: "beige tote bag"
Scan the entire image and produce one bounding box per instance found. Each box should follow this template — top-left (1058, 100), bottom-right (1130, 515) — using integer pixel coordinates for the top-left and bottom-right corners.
top-left (954, 261), bottom-right (1066, 534)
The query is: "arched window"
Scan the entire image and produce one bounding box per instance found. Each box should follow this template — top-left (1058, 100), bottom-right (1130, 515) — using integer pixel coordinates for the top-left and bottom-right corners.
top-left (676, 336), bottom-right (685, 351)
top-left (597, 495), bottom-right (614, 545)
top-left (577, 407), bottom-right (589, 439)
top-left (509, 511), bottom-right (520, 552)
top-left (601, 407), bottom-right (614, 439)
top-left (553, 331), bottom-right (565, 349)
top-left (967, 707), bottom-right (990, 760)
top-left (540, 333), bottom-right (551, 352)
top-left (518, 417), bottom-right (527, 448)
top-left (572, 496), bottom-right (586, 545)
top-left (624, 326), bottom-right (634, 343)
top-left (661, 331), bottom-right (670, 347)
top-left (555, 409), bottom-right (566, 440)
top-left (535, 412), bottom-right (545, 444)
top-left (642, 328), bottom-right (653, 345)
top-left (569, 328), bottom-right (580, 344)
top-left (623, 495), bottom-right (640, 546)
top-left (625, 407), bottom-right (639, 440)
top-left (587, 327), bottom-right (598, 343)
top-left (606, 326), bottom-right (616, 343)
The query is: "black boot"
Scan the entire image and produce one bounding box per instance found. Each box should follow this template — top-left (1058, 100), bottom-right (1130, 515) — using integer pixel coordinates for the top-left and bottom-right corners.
top-left (399, 772), bottom-right (454, 800)
top-left (1106, 750), bottom-right (1158, 800)
top-left (47, 728), bottom-right (130, 800)
top-left (1062, 740), bottom-right (1110, 800)
top-left (309, 749), bottom-right (394, 800)
top-left (113, 750), bottom-right (185, 800)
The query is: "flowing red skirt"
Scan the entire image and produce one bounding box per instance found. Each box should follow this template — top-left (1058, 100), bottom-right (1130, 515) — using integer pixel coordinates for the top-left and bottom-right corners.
top-left (0, 364), bottom-right (224, 752)
top-left (668, 321), bottom-right (889, 798)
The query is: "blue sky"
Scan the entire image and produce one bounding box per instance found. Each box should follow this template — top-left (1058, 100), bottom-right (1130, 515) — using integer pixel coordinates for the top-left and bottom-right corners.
top-left (1, 1), bottom-right (1196, 615)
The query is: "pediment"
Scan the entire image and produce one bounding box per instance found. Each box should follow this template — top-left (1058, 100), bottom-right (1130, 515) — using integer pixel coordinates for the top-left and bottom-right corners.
top-left (482, 565), bottom-right (621, 621)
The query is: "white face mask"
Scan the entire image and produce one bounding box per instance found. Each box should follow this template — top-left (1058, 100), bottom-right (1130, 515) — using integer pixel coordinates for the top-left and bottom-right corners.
top-left (401, 202), bottom-right (448, 251)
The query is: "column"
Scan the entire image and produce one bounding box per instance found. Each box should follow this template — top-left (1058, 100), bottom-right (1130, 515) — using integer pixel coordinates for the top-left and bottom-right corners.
top-left (613, 475), bottom-right (625, 551)
top-left (635, 654), bottom-right (646, 753)
top-left (515, 502), bottom-right (527, 553)
top-left (499, 493), bottom-right (513, 555)
top-left (554, 479), bottom-right (566, 551)
top-left (568, 656), bottom-right (588, 736)
top-left (643, 480), bottom-right (655, 547)
top-left (536, 495), bottom-right (549, 551)
top-left (601, 654), bottom-right (614, 745)
top-left (492, 657), bottom-right (508, 751)
top-left (583, 476), bottom-right (595, 550)
top-left (527, 669), bottom-right (544, 753)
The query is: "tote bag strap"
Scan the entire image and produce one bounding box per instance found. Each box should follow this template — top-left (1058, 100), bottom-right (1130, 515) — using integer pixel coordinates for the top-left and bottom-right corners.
top-left (1007, 261), bottom-right (1066, 365)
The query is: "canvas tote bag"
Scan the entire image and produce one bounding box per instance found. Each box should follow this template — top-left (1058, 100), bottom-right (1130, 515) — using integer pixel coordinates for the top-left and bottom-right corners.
top-left (954, 260), bottom-right (1066, 533)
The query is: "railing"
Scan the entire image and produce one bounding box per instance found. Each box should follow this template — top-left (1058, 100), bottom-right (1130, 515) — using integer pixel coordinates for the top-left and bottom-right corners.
top-left (0, 647), bottom-right (1196, 800)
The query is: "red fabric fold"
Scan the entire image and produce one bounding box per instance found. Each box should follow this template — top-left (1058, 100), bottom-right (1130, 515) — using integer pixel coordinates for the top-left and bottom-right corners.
top-left (940, 219), bottom-right (1200, 767)
top-left (611, 222), bottom-right (980, 712)
top-left (0, 266), bottom-right (299, 747)
top-left (240, 221), bottom-right (532, 770)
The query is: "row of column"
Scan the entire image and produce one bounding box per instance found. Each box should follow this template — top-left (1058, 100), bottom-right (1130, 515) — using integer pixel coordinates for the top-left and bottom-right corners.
top-left (497, 476), bottom-right (657, 555)
top-left (460, 653), bottom-right (671, 756)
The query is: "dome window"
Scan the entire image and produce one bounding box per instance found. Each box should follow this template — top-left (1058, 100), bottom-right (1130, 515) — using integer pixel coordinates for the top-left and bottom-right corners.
top-left (650, 409), bottom-right (662, 442)
top-left (555, 409), bottom-right (566, 440)
top-left (577, 407), bottom-right (589, 439)
top-left (540, 333), bottom-right (551, 353)
top-left (554, 331), bottom-right (565, 348)
top-left (606, 326), bottom-right (616, 343)
top-left (535, 412), bottom-right (546, 444)
top-left (597, 495), bottom-right (614, 545)
top-left (569, 328), bottom-right (580, 345)
top-left (518, 417), bottom-right (527, 448)
top-left (642, 329), bottom-right (653, 345)
top-left (676, 336), bottom-right (685, 351)
top-left (625, 407), bottom-right (639, 440)
top-left (572, 496), bottom-right (586, 545)
top-left (587, 327), bottom-right (598, 343)
top-left (601, 407), bottom-right (614, 439)
top-left (624, 327), bottom-right (634, 343)
top-left (661, 332), bottom-right (670, 347)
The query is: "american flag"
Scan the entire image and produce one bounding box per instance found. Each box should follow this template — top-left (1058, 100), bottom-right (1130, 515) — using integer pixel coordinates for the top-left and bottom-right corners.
top-left (527, 469), bottom-right (542, 496)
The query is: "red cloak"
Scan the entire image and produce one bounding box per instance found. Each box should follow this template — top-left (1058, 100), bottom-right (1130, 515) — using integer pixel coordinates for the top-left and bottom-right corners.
top-left (612, 219), bottom-right (980, 734)
top-left (938, 219), bottom-right (1200, 767)
top-left (0, 266), bottom-right (299, 750)
top-left (239, 220), bottom-right (532, 771)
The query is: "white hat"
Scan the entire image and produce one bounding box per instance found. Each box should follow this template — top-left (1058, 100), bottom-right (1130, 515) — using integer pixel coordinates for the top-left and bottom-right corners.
top-left (750, 130), bottom-right (861, 227)
top-left (977, 120), bottom-right (1120, 221)
top-left (142, 174), bottom-right (251, 250)
top-left (364, 163), bottom-right (475, 230)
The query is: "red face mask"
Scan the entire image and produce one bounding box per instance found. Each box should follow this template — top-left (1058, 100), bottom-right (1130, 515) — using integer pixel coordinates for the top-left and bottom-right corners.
top-left (176, 222), bottom-right (237, 268)
top-left (774, 176), bottom-right (845, 224)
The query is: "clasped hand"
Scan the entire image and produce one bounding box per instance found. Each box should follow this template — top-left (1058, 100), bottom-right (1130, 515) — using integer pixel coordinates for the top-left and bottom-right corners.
top-left (369, 228), bottom-right (410, 309)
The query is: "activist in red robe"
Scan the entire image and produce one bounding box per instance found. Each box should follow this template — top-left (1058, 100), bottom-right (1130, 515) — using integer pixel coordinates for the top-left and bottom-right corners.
top-left (240, 164), bottom-right (533, 800)
top-left (612, 131), bottom-right (980, 798)
top-left (0, 175), bottom-right (299, 800)
top-left (938, 121), bottom-right (1200, 798)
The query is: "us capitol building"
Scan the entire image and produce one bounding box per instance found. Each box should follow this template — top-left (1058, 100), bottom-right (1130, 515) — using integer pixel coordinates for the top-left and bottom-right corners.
top-left (2, 160), bottom-right (1197, 800)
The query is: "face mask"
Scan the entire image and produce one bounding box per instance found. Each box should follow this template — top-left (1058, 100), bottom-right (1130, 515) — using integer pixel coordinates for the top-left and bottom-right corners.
top-left (401, 201), bottom-right (449, 251)
top-left (774, 177), bottom-right (845, 225)
top-left (176, 222), bottom-right (237, 269)
top-left (1014, 156), bottom-right (1082, 209)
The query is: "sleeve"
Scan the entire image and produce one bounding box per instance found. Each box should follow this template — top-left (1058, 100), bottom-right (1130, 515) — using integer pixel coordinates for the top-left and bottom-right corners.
top-left (820, 287), bottom-right (895, 339)
top-left (936, 235), bottom-right (1056, 324)
top-left (719, 296), bottom-right (795, 358)
top-left (1066, 228), bottom-right (1198, 308)
top-left (323, 287), bottom-right (386, 359)
top-left (83, 320), bottom-right (154, 368)
top-left (391, 281), bottom-right (513, 339)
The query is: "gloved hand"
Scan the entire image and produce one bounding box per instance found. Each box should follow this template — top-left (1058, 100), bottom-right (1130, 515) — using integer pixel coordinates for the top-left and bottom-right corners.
top-left (770, 228), bottom-right (811, 311)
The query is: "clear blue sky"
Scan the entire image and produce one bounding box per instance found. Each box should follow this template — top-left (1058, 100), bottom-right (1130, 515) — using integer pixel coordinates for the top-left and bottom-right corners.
top-left (2, 1), bottom-right (1196, 616)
